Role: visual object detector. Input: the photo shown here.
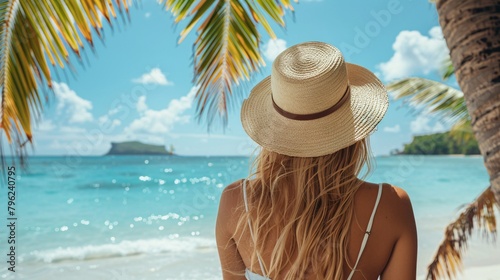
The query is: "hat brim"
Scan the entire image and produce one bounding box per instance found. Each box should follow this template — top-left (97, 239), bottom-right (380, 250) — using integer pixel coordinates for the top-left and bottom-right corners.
top-left (241, 63), bottom-right (389, 157)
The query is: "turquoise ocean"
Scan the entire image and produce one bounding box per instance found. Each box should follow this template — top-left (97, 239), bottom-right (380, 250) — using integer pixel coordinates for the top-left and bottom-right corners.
top-left (0, 155), bottom-right (498, 279)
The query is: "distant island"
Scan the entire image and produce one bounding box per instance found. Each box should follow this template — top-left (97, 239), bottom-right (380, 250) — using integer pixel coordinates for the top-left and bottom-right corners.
top-left (392, 131), bottom-right (480, 155)
top-left (105, 141), bottom-right (175, 155)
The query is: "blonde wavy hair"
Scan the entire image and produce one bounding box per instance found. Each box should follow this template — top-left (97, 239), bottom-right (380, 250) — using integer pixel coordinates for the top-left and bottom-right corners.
top-left (233, 137), bottom-right (373, 279)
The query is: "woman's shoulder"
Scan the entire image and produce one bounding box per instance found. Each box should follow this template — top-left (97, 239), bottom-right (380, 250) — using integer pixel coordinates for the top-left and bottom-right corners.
top-left (218, 180), bottom-right (247, 220)
top-left (221, 179), bottom-right (245, 200)
top-left (357, 181), bottom-right (411, 201)
top-left (216, 180), bottom-right (246, 235)
top-left (371, 183), bottom-right (415, 232)
top-left (356, 182), bottom-right (414, 226)
top-left (382, 183), bottom-right (414, 216)
top-left (380, 183), bottom-right (412, 206)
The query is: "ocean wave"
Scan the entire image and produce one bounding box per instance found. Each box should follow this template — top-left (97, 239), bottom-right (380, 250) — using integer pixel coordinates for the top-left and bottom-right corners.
top-left (23, 236), bottom-right (216, 263)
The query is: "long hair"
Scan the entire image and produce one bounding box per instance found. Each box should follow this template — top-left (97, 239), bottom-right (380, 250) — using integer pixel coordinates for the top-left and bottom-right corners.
top-left (234, 137), bottom-right (372, 279)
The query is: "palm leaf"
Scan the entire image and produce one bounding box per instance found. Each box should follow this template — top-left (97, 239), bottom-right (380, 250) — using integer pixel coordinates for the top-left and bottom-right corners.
top-left (387, 77), bottom-right (468, 125)
top-left (0, 0), bottom-right (128, 163)
top-left (161, 0), bottom-right (296, 127)
top-left (427, 186), bottom-right (499, 280)
top-left (441, 56), bottom-right (455, 81)
top-left (449, 118), bottom-right (475, 144)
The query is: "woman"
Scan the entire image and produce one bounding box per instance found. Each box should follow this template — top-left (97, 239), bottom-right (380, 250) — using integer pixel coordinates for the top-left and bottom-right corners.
top-left (216, 42), bottom-right (417, 280)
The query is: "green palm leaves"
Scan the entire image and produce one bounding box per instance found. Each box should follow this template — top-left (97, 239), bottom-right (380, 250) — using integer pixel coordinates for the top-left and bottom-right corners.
top-left (387, 70), bottom-right (472, 142)
top-left (0, 0), bottom-right (128, 157)
top-left (161, 0), bottom-right (295, 127)
top-left (388, 77), bottom-right (467, 123)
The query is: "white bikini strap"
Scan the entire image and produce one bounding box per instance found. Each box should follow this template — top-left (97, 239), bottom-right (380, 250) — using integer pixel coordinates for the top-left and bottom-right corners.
top-left (242, 180), bottom-right (268, 278)
top-left (346, 183), bottom-right (383, 280)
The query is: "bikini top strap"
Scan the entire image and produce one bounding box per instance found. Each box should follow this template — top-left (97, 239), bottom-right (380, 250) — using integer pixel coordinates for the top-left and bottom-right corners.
top-left (346, 183), bottom-right (383, 280)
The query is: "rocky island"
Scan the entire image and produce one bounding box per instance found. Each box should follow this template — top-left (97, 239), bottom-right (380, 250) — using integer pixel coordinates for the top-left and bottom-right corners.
top-left (105, 141), bottom-right (175, 155)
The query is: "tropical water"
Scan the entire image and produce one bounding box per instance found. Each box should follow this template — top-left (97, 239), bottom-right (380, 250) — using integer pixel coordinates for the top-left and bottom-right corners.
top-left (0, 155), bottom-right (498, 279)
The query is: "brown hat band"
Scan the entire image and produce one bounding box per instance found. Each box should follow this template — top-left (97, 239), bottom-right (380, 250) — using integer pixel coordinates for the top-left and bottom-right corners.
top-left (271, 87), bottom-right (351, 121)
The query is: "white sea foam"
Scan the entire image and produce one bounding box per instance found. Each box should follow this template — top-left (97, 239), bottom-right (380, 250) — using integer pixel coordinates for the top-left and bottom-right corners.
top-left (24, 237), bottom-right (216, 263)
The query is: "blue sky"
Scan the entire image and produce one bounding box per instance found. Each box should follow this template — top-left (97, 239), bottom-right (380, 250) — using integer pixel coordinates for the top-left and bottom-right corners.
top-left (28, 0), bottom-right (456, 156)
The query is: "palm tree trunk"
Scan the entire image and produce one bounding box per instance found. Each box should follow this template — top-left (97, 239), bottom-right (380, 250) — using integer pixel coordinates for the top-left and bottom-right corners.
top-left (436, 0), bottom-right (500, 200)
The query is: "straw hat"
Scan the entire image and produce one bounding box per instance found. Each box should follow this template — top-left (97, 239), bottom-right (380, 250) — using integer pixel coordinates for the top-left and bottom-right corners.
top-left (241, 41), bottom-right (388, 157)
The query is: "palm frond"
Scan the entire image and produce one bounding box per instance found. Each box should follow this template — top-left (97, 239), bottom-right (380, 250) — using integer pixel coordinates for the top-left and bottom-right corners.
top-left (449, 118), bottom-right (475, 144)
top-left (0, 0), bottom-right (128, 162)
top-left (427, 186), bottom-right (499, 280)
top-left (441, 56), bottom-right (455, 81)
top-left (387, 77), bottom-right (468, 125)
top-left (161, 0), bottom-right (296, 128)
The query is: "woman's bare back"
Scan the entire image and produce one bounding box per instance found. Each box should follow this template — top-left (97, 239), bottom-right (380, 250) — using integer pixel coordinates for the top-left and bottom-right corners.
top-left (216, 180), bottom-right (417, 280)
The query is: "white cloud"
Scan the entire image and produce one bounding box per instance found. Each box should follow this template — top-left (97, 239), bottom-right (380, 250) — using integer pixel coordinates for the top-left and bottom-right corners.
top-left (96, 106), bottom-right (123, 131)
top-left (410, 114), bottom-right (446, 134)
top-left (145, 12), bottom-right (151, 18)
top-left (136, 95), bottom-right (148, 113)
top-left (112, 119), bottom-right (121, 128)
top-left (108, 106), bottom-right (122, 116)
top-left (98, 115), bottom-right (121, 129)
top-left (124, 87), bottom-right (198, 136)
top-left (383, 124), bottom-right (401, 133)
top-left (53, 82), bottom-right (93, 123)
top-left (132, 68), bottom-right (172, 85)
top-left (37, 120), bottom-right (56, 132)
top-left (378, 26), bottom-right (449, 81)
top-left (263, 39), bottom-right (287, 62)
top-left (59, 126), bottom-right (87, 133)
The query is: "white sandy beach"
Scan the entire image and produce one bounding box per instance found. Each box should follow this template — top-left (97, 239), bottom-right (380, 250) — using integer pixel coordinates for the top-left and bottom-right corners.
top-left (455, 265), bottom-right (500, 280)
top-left (417, 264), bottom-right (500, 280)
